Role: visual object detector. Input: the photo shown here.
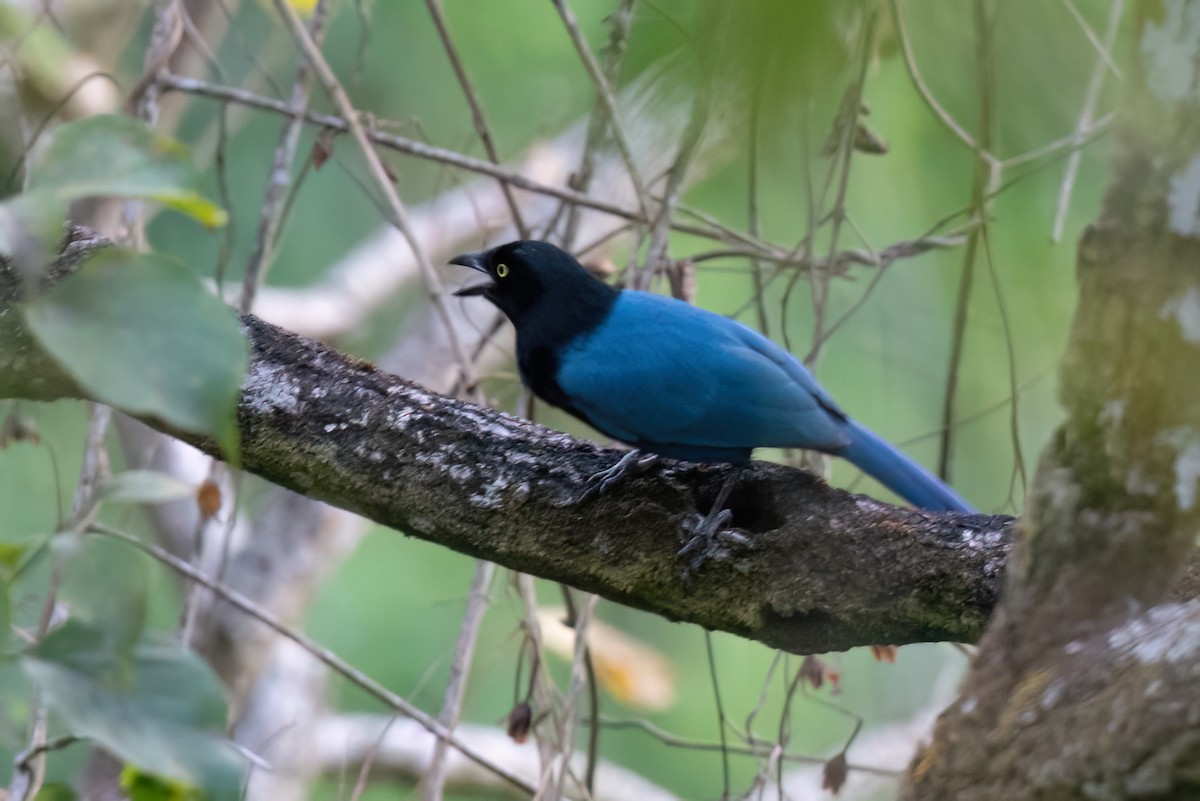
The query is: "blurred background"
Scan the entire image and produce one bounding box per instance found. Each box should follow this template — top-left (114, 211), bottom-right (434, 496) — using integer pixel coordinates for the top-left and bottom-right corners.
top-left (0, 0), bottom-right (1121, 799)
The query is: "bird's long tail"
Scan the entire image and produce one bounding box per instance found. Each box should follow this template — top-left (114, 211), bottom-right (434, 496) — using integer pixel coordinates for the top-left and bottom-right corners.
top-left (839, 420), bottom-right (975, 513)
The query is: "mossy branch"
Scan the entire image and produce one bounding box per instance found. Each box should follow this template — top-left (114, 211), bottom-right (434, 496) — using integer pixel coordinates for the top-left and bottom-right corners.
top-left (0, 227), bottom-right (1015, 655)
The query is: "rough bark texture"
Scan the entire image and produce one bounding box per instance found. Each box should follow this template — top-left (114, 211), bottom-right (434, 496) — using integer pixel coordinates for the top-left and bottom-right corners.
top-left (904, 4), bottom-right (1200, 798)
top-left (0, 227), bottom-right (1014, 656)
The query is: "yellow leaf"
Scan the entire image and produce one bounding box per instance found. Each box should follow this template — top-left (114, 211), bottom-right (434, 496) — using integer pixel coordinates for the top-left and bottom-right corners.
top-left (537, 607), bottom-right (677, 711)
top-left (258, 0), bottom-right (320, 17)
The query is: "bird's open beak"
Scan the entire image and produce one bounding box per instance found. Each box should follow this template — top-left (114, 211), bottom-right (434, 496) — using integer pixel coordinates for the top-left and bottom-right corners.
top-left (449, 250), bottom-right (493, 297)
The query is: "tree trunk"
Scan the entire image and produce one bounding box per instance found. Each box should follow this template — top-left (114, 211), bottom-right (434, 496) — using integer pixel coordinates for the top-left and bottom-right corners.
top-left (904, 4), bottom-right (1200, 798)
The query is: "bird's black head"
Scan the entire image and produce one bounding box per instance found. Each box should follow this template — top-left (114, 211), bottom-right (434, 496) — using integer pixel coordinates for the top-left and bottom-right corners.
top-left (449, 240), bottom-right (614, 327)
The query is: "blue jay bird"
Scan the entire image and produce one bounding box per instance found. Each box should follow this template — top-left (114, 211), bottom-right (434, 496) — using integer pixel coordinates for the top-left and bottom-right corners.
top-left (451, 240), bottom-right (974, 527)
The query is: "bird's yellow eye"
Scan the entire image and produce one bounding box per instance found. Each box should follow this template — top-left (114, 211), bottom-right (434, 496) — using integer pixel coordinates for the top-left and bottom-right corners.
top-left (496, 263), bottom-right (510, 278)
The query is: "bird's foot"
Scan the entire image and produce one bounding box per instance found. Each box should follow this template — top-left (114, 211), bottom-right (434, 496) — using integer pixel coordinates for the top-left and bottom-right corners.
top-left (577, 449), bottom-right (659, 502)
top-left (679, 509), bottom-right (750, 577)
top-left (677, 470), bottom-right (749, 577)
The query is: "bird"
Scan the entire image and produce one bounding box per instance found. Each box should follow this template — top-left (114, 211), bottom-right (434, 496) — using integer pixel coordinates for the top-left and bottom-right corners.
top-left (450, 240), bottom-right (974, 516)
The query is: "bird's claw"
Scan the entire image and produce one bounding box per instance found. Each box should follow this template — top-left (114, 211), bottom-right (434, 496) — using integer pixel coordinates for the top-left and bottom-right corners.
top-left (577, 449), bottom-right (658, 502)
top-left (679, 508), bottom-right (750, 578)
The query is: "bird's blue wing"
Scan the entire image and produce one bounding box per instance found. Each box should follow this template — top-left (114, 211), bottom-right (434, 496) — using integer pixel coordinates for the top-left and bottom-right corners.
top-left (551, 291), bottom-right (974, 511)
top-left (554, 291), bottom-right (851, 454)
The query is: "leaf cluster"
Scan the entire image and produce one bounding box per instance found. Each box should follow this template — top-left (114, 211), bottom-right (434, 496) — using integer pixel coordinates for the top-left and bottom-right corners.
top-left (1, 114), bottom-right (246, 801)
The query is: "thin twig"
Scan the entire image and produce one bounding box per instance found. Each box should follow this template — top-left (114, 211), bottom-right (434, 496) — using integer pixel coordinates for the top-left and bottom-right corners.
top-left (890, 0), bottom-right (989, 160)
top-left (1051, 0), bottom-right (1123, 243)
top-left (348, 715), bottom-right (399, 801)
top-left (1060, 0), bottom-right (1124, 80)
top-left (559, 586), bottom-right (602, 797)
top-left (3, 71), bottom-right (122, 191)
top-left (88, 522), bottom-right (538, 796)
top-left (582, 631), bottom-right (601, 795)
top-left (805, 12), bottom-right (877, 369)
top-left (704, 632), bottom-right (731, 800)
top-left (7, 708), bottom-right (47, 801)
top-left (177, 3), bottom-right (225, 83)
top-left (804, 257), bottom-right (892, 363)
top-left (980, 227), bottom-right (1028, 510)
top-left (894, 354), bottom-right (1060, 453)
top-left (938, 0), bottom-right (997, 482)
top-left (269, 0), bottom-right (479, 394)
top-left (210, 0), bottom-right (288, 98)
top-left (313, 714), bottom-right (681, 800)
top-left (1000, 112), bottom-right (1115, 169)
top-left (594, 717), bottom-right (900, 776)
top-left (516, 574), bottom-right (558, 781)
top-left (745, 653), bottom-right (785, 801)
top-left (637, 86), bottom-right (709, 291)
top-left (13, 735), bottom-right (78, 768)
top-left (174, 5), bottom-right (237, 287)
top-left (675, 202), bottom-right (767, 251)
top-left (747, 86), bottom-right (769, 335)
top-left (125, 0), bottom-right (184, 122)
top-left (424, 0), bottom-right (529, 239)
top-left (725, 227), bottom-right (974, 321)
top-left (422, 560), bottom-right (496, 801)
top-left (561, 0), bottom-right (639, 249)
top-left (551, 0), bottom-right (652, 218)
top-left (743, 652), bottom-right (784, 746)
top-left (542, 592), bottom-right (599, 801)
top-left (10, 401), bottom-right (112, 801)
top-left (774, 662), bottom-right (806, 801)
top-left (123, 0), bottom-right (185, 249)
top-left (241, 0), bottom-right (333, 311)
top-left (782, 96), bottom-right (831, 357)
top-left (157, 73), bottom-right (741, 245)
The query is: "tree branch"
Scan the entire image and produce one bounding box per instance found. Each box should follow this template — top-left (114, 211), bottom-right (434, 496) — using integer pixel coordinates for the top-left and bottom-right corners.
top-left (0, 227), bottom-right (1015, 655)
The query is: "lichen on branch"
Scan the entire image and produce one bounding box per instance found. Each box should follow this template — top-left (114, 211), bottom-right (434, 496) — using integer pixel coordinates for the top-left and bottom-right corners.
top-left (0, 226), bottom-right (1014, 655)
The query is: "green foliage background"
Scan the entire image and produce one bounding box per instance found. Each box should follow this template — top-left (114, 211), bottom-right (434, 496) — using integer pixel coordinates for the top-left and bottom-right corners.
top-left (0, 1), bottom-right (1117, 798)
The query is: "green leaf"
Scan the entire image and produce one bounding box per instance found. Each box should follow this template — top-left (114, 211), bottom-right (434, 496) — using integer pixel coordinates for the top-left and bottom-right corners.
top-left (0, 533), bottom-right (52, 584)
top-left (122, 765), bottom-right (202, 801)
top-left (97, 471), bottom-right (197, 505)
top-left (0, 540), bottom-right (28, 576)
top-left (22, 249), bottom-right (247, 461)
top-left (29, 115), bottom-right (227, 228)
top-left (22, 620), bottom-right (242, 801)
top-left (33, 783), bottom-right (78, 801)
top-left (58, 536), bottom-right (148, 662)
top-left (0, 115), bottom-right (224, 280)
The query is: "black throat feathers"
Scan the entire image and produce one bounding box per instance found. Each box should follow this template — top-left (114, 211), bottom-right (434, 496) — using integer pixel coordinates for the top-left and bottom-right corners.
top-left (512, 268), bottom-right (618, 419)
